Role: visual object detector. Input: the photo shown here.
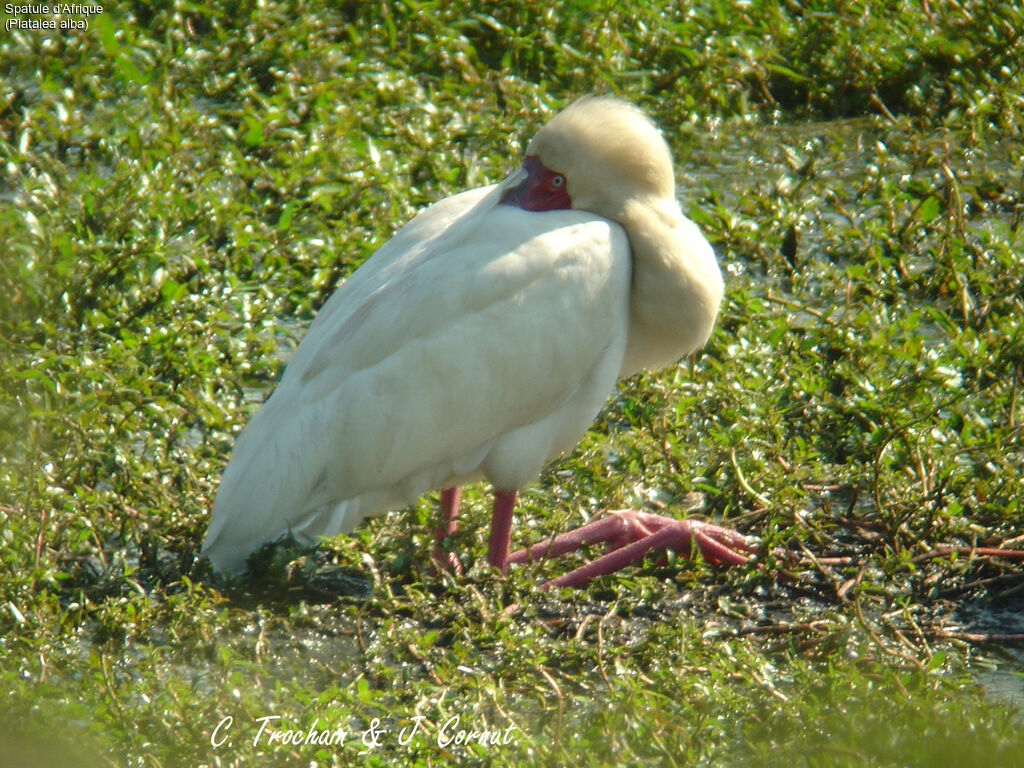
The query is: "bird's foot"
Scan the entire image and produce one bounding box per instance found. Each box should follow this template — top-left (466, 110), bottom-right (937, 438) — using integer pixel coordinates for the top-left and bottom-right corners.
top-left (431, 547), bottom-right (464, 576)
top-left (507, 509), bottom-right (755, 589)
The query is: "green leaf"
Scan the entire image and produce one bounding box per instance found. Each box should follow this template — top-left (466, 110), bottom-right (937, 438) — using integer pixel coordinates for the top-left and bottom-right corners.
top-left (277, 202), bottom-right (295, 233)
top-left (244, 117), bottom-right (264, 146)
top-left (919, 196), bottom-right (941, 223)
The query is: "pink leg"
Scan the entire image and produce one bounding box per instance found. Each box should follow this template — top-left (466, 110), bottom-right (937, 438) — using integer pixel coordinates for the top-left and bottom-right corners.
top-left (487, 489), bottom-right (518, 573)
top-left (508, 509), bottom-right (755, 589)
top-left (432, 486), bottom-right (462, 573)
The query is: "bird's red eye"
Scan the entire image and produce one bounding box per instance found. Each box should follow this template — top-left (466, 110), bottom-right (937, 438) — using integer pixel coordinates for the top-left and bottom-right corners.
top-left (551, 174), bottom-right (565, 188)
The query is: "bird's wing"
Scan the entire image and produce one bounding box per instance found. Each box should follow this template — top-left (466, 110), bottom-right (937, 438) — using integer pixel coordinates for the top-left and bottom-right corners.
top-left (291, 185), bottom-right (497, 361)
top-left (203, 192), bottom-right (630, 573)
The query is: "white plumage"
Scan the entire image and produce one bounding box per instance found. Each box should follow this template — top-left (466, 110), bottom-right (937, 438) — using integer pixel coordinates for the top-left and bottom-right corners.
top-left (203, 97), bottom-right (737, 585)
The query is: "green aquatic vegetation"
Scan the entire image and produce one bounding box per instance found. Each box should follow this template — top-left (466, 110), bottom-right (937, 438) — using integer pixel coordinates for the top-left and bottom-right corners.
top-left (2, 1), bottom-right (1024, 766)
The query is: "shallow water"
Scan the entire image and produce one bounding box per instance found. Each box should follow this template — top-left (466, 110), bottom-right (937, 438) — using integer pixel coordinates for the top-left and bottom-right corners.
top-left (686, 117), bottom-right (1024, 713)
top-left (958, 597), bottom-right (1024, 717)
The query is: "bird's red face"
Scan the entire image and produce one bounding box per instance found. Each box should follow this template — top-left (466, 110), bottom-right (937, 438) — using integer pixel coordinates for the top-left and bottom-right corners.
top-left (499, 155), bottom-right (572, 211)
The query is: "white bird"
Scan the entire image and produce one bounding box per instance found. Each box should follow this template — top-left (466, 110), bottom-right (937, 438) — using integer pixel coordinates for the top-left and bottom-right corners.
top-left (202, 97), bottom-right (752, 587)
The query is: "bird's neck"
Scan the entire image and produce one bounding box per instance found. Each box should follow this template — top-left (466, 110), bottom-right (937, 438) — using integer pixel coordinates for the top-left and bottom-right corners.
top-left (618, 198), bottom-right (724, 377)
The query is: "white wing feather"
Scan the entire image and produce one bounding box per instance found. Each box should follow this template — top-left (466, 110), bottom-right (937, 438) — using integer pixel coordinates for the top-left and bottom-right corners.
top-left (202, 187), bottom-right (631, 573)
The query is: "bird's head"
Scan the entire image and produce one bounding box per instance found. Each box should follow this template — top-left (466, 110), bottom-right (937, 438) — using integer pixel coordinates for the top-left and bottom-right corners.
top-left (500, 97), bottom-right (675, 220)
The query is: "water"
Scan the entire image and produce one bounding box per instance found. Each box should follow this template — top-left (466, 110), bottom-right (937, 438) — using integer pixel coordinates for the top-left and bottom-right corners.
top-left (958, 596), bottom-right (1024, 717)
top-left (684, 119), bottom-right (1023, 714)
